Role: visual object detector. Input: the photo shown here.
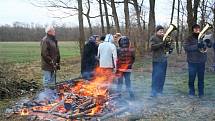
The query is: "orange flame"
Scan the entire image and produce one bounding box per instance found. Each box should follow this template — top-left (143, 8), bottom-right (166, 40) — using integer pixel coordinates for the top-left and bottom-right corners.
top-left (20, 108), bottom-right (29, 115)
top-left (19, 67), bottom-right (116, 117)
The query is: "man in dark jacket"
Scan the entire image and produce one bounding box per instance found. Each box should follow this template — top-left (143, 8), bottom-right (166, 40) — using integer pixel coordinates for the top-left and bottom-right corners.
top-left (150, 25), bottom-right (168, 97)
top-left (81, 35), bottom-right (100, 80)
top-left (183, 24), bottom-right (207, 98)
top-left (41, 26), bottom-right (60, 89)
top-left (117, 36), bottom-right (135, 98)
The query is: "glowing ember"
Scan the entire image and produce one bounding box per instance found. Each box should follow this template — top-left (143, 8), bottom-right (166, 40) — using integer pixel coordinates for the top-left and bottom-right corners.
top-left (20, 108), bottom-right (29, 115)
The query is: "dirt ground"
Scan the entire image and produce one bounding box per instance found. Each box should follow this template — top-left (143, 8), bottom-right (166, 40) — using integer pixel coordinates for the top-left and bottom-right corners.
top-left (1, 53), bottom-right (215, 121)
top-left (110, 53), bottom-right (215, 121)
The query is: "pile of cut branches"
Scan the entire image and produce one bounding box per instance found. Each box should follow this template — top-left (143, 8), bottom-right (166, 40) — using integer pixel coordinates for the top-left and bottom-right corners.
top-left (0, 64), bottom-right (40, 99)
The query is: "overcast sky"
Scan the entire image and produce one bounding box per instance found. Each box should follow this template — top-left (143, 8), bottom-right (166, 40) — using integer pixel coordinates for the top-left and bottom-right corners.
top-left (0, 0), bottom-right (177, 27)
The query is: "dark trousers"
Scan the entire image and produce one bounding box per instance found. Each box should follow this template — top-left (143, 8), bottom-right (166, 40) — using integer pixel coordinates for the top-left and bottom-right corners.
top-left (151, 61), bottom-right (167, 96)
top-left (117, 72), bottom-right (134, 96)
top-left (188, 62), bottom-right (205, 96)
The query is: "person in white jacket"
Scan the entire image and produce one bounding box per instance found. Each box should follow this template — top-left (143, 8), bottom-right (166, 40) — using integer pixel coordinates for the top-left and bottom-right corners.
top-left (97, 34), bottom-right (117, 82)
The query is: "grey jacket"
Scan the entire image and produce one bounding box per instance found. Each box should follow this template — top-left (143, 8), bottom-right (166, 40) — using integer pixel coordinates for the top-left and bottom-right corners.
top-left (150, 35), bottom-right (167, 62)
top-left (183, 34), bottom-right (207, 63)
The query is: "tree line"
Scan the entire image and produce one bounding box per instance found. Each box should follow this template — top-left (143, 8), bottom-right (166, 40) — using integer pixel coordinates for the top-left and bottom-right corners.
top-left (0, 22), bottom-right (80, 42)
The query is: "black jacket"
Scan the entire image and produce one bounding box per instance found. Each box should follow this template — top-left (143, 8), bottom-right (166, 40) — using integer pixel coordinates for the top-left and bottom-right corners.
top-left (183, 34), bottom-right (207, 63)
top-left (81, 41), bottom-right (98, 73)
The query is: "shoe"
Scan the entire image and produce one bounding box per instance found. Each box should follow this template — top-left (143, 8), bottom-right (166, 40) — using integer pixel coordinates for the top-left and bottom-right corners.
top-left (188, 94), bottom-right (195, 98)
top-left (157, 93), bottom-right (163, 97)
top-left (150, 93), bottom-right (157, 97)
top-left (199, 95), bottom-right (205, 99)
top-left (129, 92), bottom-right (135, 100)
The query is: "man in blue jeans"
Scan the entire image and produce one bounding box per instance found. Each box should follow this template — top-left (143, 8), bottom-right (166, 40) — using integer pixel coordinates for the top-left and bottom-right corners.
top-left (150, 25), bottom-right (168, 97)
top-left (183, 24), bottom-right (207, 98)
top-left (41, 26), bottom-right (60, 89)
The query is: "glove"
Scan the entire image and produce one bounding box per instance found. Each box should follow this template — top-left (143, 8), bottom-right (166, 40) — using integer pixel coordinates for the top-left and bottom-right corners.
top-left (56, 63), bottom-right (60, 70)
top-left (50, 60), bottom-right (60, 70)
top-left (113, 68), bottom-right (117, 73)
top-left (168, 47), bottom-right (173, 54)
top-left (197, 42), bottom-right (206, 49)
top-left (204, 39), bottom-right (212, 48)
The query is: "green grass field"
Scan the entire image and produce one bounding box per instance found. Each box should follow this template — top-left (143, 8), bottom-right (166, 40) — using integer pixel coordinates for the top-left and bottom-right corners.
top-left (0, 42), bottom-right (80, 63)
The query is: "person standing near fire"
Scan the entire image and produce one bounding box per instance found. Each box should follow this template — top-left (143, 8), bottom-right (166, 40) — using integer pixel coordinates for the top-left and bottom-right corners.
top-left (81, 35), bottom-right (100, 80)
top-left (41, 26), bottom-right (60, 89)
top-left (183, 24), bottom-right (210, 98)
top-left (116, 36), bottom-right (135, 99)
top-left (113, 33), bottom-right (122, 47)
top-left (97, 34), bottom-right (117, 83)
top-left (150, 25), bottom-right (168, 97)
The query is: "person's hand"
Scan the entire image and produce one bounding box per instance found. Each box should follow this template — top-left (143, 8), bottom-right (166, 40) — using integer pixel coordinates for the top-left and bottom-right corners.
top-left (56, 63), bottom-right (60, 70)
top-left (198, 42), bottom-right (206, 49)
top-left (168, 47), bottom-right (173, 54)
top-left (113, 68), bottom-right (117, 73)
top-left (204, 39), bottom-right (212, 48)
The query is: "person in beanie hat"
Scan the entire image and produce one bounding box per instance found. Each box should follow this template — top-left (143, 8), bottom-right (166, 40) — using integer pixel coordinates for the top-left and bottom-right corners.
top-left (156, 25), bottom-right (164, 32)
top-left (150, 25), bottom-right (168, 97)
top-left (116, 36), bottom-right (135, 99)
top-left (183, 23), bottom-right (208, 98)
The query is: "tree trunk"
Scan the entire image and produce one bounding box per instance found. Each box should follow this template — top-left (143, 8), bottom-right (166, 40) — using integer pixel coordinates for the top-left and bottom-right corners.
top-left (186, 0), bottom-right (193, 34)
top-left (170, 0), bottom-right (176, 24)
top-left (124, 0), bottom-right (130, 36)
top-left (132, 0), bottom-right (145, 53)
top-left (78, 0), bottom-right (85, 57)
top-left (110, 0), bottom-right (121, 33)
top-left (193, 0), bottom-right (200, 24)
top-left (98, 0), bottom-right (105, 34)
top-left (176, 0), bottom-right (180, 54)
top-left (132, 0), bottom-right (142, 33)
top-left (200, 0), bottom-right (206, 27)
top-left (103, 0), bottom-right (110, 33)
top-left (86, 0), bottom-right (93, 35)
top-left (148, 0), bottom-right (156, 46)
top-left (179, 0), bottom-right (185, 54)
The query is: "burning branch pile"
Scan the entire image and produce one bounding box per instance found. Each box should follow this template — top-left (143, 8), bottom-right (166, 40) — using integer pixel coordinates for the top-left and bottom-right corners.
top-left (6, 68), bottom-right (127, 120)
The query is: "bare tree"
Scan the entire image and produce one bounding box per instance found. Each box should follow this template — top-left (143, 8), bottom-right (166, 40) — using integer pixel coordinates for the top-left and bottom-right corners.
top-left (78, 0), bottom-right (85, 57)
top-left (124, 0), bottom-right (130, 35)
top-left (193, 0), bottom-right (201, 24)
top-left (98, 0), bottom-right (105, 34)
top-left (170, 0), bottom-right (176, 24)
top-left (186, 0), bottom-right (193, 34)
top-left (132, 0), bottom-right (143, 33)
top-left (179, 0), bottom-right (185, 53)
top-left (110, 0), bottom-right (121, 33)
top-left (186, 0), bottom-right (200, 33)
top-left (85, 0), bottom-right (93, 35)
top-left (176, 0), bottom-right (180, 54)
top-left (103, 0), bottom-right (111, 33)
top-left (148, 0), bottom-right (155, 42)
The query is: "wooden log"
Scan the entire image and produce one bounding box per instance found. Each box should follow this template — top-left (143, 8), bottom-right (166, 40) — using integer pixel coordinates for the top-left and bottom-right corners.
top-left (48, 93), bottom-right (72, 113)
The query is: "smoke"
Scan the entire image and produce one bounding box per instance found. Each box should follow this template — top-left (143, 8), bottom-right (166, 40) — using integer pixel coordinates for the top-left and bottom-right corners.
top-left (35, 88), bottom-right (58, 102)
